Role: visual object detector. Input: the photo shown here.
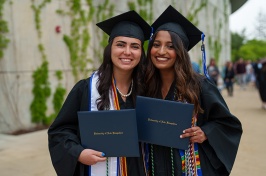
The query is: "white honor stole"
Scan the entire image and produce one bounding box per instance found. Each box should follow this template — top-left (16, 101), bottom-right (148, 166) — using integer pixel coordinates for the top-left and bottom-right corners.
top-left (90, 71), bottom-right (119, 176)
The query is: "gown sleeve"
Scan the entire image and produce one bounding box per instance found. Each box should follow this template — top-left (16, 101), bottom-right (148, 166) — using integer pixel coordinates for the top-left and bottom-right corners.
top-left (48, 79), bottom-right (89, 176)
top-left (198, 78), bottom-right (243, 175)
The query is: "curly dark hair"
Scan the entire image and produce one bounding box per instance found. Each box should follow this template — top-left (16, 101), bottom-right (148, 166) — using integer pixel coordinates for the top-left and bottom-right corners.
top-left (144, 31), bottom-right (203, 115)
top-left (96, 39), bottom-right (146, 110)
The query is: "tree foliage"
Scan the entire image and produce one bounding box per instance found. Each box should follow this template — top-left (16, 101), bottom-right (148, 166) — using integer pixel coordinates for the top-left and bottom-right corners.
top-left (231, 28), bottom-right (266, 62)
top-left (239, 39), bottom-right (266, 61)
top-left (231, 31), bottom-right (246, 61)
top-left (231, 11), bottom-right (266, 62)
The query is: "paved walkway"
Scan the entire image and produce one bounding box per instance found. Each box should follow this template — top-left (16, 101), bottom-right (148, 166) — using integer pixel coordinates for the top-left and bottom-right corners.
top-left (0, 84), bottom-right (265, 176)
top-left (224, 84), bottom-right (266, 176)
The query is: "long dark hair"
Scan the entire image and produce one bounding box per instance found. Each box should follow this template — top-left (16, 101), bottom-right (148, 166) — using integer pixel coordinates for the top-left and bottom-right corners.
top-left (145, 31), bottom-right (203, 115)
top-left (96, 39), bottom-right (146, 110)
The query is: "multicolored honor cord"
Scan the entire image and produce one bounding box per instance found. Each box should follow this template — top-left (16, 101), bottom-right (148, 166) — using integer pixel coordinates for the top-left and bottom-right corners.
top-left (111, 77), bottom-right (120, 110)
top-left (179, 115), bottom-right (202, 176)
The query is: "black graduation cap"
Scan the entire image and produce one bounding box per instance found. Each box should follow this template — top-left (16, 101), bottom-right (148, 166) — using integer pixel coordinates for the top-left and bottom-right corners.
top-left (151, 5), bottom-right (202, 51)
top-left (96, 10), bottom-right (151, 43)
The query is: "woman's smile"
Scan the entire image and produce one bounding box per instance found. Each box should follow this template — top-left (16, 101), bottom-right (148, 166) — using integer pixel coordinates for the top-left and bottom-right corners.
top-left (120, 58), bottom-right (133, 64)
top-left (155, 57), bottom-right (169, 62)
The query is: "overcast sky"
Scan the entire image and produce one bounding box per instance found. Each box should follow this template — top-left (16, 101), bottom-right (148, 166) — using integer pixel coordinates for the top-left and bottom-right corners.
top-left (229, 0), bottom-right (266, 38)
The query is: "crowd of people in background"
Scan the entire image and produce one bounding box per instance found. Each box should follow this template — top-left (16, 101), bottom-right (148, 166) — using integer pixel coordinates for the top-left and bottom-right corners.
top-left (196, 57), bottom-right (266, 110)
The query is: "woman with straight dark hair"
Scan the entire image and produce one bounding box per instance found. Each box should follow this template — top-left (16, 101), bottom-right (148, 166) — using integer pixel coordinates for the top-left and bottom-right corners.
top-left (48, 10), bottom-right (150, 176)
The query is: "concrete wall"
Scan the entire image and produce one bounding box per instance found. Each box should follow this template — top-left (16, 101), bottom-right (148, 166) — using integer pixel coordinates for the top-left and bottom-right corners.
top-left (0, 0), bottom-right (232, 133)
top-left (0, 0), bottom-right (74, 132)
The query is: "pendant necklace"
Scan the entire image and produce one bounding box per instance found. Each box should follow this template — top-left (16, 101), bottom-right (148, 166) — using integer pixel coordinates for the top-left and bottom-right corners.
top-left (116, 80), bottom-right (133, 98)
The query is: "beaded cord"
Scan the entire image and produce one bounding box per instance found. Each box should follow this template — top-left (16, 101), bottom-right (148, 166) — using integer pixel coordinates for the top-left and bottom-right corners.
top-left (106, 158), bottom-right (109, 176)
top-left (151, 144), bottom-right (155, 176)
top-left (150, 145), bottom-right (175, 176)
top-left (171, 148), bottom-right (174, 176)
top-left (174, 87), bottom-right (202, 176)
top-left (148, 87), bottom-right (187, 176)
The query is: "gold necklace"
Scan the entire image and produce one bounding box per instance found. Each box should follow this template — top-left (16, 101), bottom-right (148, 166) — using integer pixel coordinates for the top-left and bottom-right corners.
top-left (116, 80), bottom-right (133, 98)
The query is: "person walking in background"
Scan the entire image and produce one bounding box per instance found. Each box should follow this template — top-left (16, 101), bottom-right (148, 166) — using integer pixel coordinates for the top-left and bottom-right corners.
top-left (224, 61), bottom-right (235, 96)
top-left (221, 61), bottom-right (230, 91)
top-left (245, 60), bottom-right (255, 85)
top-left (221, 61), bottom-right (229, 81)
top-left (207, 58), bottom-right (220, 86)
top-left (48, 10), bottom-right (151, 176)
top-left (253, 60), bottom-right (260, 89)
top-left (236, 58), bottom-right (247, 90)
top-left (144, 5), bottom-right (242, 176)
top-left (256, 59), bottom-right (266, 110)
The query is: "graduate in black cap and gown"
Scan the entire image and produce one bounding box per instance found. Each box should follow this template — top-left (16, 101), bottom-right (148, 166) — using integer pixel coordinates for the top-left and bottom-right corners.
top-left (48, 10), bottom-right (150, 176)
top-left (144, 5), bottom-right (242, 176)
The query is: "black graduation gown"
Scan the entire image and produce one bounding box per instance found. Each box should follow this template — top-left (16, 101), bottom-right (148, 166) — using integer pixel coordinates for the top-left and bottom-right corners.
top-left (48, 78), bottom-right (146, 176)
top-left (150, 78), bottom-right (242, 176)
top-left (257, 67), bottom-right (266, 102)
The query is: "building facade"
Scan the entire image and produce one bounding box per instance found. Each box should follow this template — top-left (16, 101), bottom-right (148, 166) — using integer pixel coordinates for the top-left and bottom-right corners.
top-left (0, 0), bottom-right (246, 133)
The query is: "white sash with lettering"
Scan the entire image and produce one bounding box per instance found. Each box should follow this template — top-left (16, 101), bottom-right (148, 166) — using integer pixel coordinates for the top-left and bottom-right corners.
top-left (90, 71), bottom-right (118, 176)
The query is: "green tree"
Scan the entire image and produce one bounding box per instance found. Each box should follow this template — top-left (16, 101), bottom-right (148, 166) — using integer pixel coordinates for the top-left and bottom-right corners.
top-left (231, 30), bottom-right (246, 61)
top-left (238, 39), bottom-right (266, 61)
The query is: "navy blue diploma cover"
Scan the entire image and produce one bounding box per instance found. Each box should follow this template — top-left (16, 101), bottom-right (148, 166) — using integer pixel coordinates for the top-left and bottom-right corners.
top-left (136, 96), bottom-right (194, 150)
top-left (78, 109), bottom-right (139, 157)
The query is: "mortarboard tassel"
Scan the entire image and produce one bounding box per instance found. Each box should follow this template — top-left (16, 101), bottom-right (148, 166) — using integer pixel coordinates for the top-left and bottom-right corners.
top-left (149, 27), bottom-right (154, 42)
top-left (201, 33), bottom-right (210, 80)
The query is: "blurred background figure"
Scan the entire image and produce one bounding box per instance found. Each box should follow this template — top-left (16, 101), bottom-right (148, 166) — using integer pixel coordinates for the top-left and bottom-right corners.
top-left (235, 58), bottom-right (247, 90)
top-left (224, 61), bottom-right (235, 96)
top-left (192, 61), bottom-right (201, 74)
top-left (207, 58), bottom-right (220, 86)
top-left (221, 61), bottom-right (229, 81)
top-left (253, 60), bottom-right (260, 89)
top-left (255, 58), bottom-right (266, 110)
top-left (245, 60), bottom-right (255, 86)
